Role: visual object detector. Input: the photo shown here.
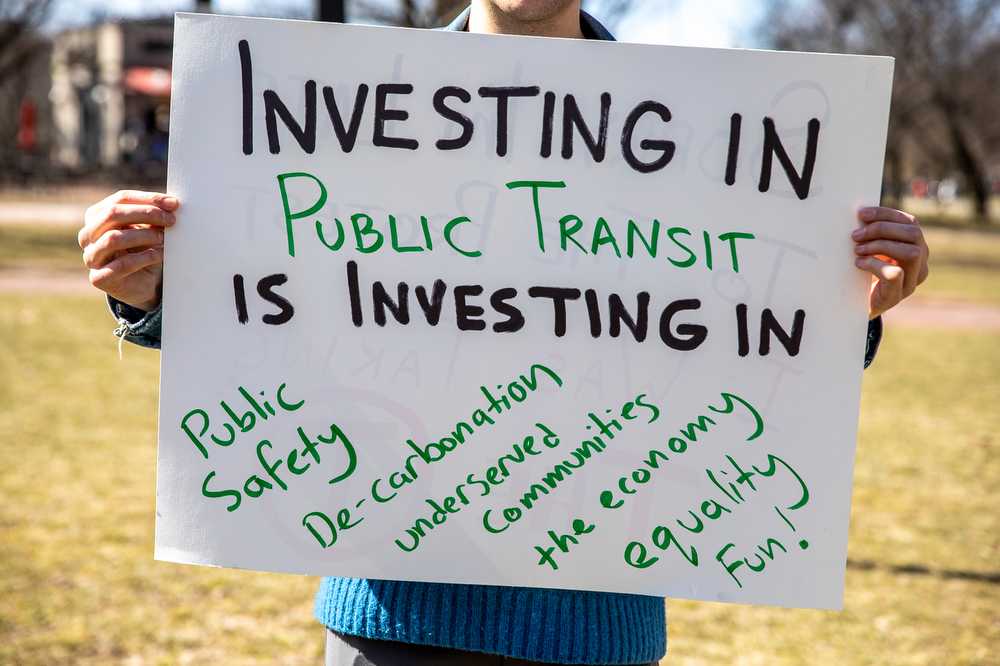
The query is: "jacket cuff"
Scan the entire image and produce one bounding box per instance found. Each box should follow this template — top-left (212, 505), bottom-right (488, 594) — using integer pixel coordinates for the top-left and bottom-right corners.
top-left (863, 316), bottom-right (882, 369)
top-left (108, 295), bottom-right (162, 349)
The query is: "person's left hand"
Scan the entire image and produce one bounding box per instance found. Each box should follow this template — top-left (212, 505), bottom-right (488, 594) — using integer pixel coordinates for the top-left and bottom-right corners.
top-left (852, 206), bottom-right (930, 319)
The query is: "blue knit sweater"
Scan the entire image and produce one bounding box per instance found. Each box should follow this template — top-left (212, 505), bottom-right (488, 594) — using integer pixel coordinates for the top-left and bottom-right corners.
top-left (315, 577), bottom-right (665, 663)
top-left (108, 7), bottom-right (883, 664)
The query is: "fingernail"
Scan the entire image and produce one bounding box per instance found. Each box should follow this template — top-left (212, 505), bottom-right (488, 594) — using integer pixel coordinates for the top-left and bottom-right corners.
top-left (162, 196), bottom-right (179, 209)
top-left (851, 228), bottom-right (864, 239)
top-left (858, 206), bottom-right (875, 219)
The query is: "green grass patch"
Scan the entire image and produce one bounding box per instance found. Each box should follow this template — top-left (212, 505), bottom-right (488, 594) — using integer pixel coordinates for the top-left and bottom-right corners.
top-left (669, 326), bottom-right (1000, 665)
top-left (2, 214), bottom-right (999, 307)
top-left (898, 195), bottom-right (1000, 230)
top-left (918, 228), bottom-right (1000, 305)
top-left (0, 294), bottom-right (321, 665)
top-left (0, 298), bottom-right (997, 665)
top-left (0, 224), bottom-right (82, 273)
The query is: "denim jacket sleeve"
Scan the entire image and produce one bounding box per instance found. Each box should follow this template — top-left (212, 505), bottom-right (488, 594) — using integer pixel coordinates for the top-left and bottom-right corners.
top-left (108, 296), bottom-right (162, 349)
top-left (108, 296), bottom-right (883, 366)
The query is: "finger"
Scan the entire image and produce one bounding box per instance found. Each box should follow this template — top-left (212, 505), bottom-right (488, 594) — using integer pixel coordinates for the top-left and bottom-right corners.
top-left (105, 189), bottom-right (179, 211)
top-left (857, 206), bottom-right (918, 225)
top-left (855, 254), bottom-right (905, 282)
top-left (81, 203), bottom-right (175, 248)
top-left (854, 239), bottom-right (923, 262)
top-left (83, 227), bottom-right (165, 269)
top-left (856, 255), bottom-right (904, 317)
top-left (88, 247), bottom-right (163, 290)
top-left (80, 191), bottom-right (178, 249)
top-left (851, 220), bottom-right (924, 244)
top-left (854, 240), bottom-right (925, 294)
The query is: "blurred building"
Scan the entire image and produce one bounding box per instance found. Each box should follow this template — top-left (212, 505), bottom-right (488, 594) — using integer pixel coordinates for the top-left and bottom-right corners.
top-left (3, 2), bottom-right (343, 184)
top-left (48, 18), bottom-right (173, 179)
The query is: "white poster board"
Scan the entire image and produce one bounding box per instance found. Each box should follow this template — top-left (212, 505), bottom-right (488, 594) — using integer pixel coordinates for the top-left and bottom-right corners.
top-left (158, 12), bottom-right (893, 610)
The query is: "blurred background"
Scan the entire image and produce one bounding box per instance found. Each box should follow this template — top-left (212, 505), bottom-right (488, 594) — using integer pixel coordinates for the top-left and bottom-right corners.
top-left (0, 0), bottom-right (997, 664)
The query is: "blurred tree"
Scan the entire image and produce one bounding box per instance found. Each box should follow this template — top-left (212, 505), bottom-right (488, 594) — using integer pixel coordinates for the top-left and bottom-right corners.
top-left (0, 0), bottom-right (51, 86)
top-left (317, 0), bottom-right (346, 22)
top-left (588, 0), bottom-right (643, 30)
top-left (760, 0), bottom-right (1000, 224)
top-left (0, 0), bottom-right (51, 179)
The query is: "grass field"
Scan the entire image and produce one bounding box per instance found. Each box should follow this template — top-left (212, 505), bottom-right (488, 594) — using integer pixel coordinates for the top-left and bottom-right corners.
top-left (900, 195), bottom-right (1000, 230)
top-left (920, 228), bottom-right (1000, 305)
top-left (0, 225), bottom-right (83, 274)
top-left (1, 209), bottom-right (998, 664)
top-left (2, 220), bottom-right (1000, 305)
top-left (1, 293), bottom-right (997, 664)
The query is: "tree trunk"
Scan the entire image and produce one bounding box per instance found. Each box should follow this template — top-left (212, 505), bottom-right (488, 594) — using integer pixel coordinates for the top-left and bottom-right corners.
top-left (317, 0), bottom-right (346, 22)
top-left (934, 92), bottom-right (991, 224)
top-left (946, 117), bottom-right (991, 224)
top-left (883, 136), bottom-right (905, 207)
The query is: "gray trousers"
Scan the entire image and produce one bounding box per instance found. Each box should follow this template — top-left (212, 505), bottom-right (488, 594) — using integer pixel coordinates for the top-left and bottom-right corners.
top-left (325, 631), bottom-right (657, 666)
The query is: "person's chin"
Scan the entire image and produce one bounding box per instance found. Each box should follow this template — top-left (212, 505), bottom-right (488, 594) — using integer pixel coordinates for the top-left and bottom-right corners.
top-left (489, 0), bottom-right (577, 23)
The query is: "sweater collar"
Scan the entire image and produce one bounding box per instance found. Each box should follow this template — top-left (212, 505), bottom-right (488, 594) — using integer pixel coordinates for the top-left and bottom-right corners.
top-left (443, 5), bottom-right (616, 41)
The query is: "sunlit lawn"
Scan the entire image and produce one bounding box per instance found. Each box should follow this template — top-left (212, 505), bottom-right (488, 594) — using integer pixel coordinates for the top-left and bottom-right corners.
top-left (901, 195), bottom-right (1000, 230)
top-left (920, 227), bottom-right (1000, 305)
top-left (0, 290), bottom-right (997, 665)
top-left (669, 321), bottom-right (1000, 665)
top-left (0, 225), bottom-right (83, 274)
top-left (3, 218), bottom-right (999, 305)
top-left (1, 198), bottom-right (998, 663)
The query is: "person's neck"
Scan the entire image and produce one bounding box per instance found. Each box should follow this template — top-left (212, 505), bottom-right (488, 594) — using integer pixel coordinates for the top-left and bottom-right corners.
top-left (468, 1), bottom-right (585, 39)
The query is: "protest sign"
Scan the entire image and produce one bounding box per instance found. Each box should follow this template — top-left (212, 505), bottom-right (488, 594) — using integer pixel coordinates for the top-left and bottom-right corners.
top-left (157, 12), bottom-right (893, 609)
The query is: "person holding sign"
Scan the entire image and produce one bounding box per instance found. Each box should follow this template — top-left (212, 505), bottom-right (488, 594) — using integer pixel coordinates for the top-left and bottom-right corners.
top-left (78, 1), bottom-right (929, 664)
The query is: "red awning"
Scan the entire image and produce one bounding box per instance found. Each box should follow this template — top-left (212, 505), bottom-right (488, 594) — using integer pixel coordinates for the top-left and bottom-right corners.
top-left (124, 67), bottom-right (172, 96)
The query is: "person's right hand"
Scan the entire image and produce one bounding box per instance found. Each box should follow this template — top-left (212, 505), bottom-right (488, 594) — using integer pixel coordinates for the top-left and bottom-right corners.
top-left (79, 190), bottom-right (178, 312)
